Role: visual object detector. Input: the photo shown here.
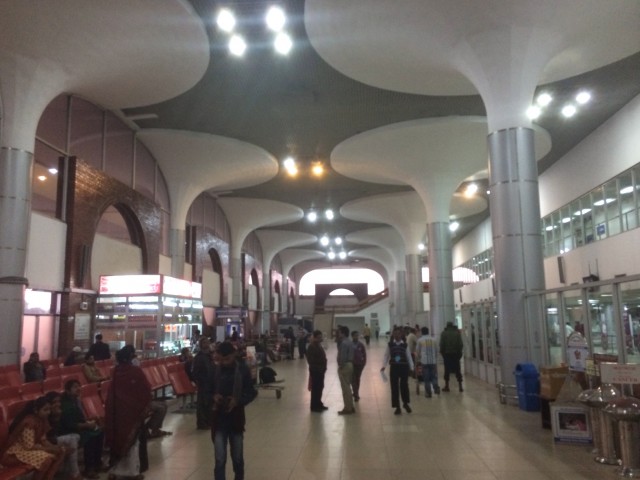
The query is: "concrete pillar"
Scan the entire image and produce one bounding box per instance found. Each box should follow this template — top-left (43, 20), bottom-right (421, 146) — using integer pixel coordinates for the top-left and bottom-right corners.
top-left (169, 228), bottom-right (185, 278)
top-left (0, 147), bottom-right (32, 365)
top-left (488, 127), bottom-right (545, 380)
top-left (395, 270), bottom-right (407, 326)
top-left (229, 257), bottom-right (243, 307)
top-left (427, 221), bottom-right (455, 337)
top-left (405, 253), bottom-right (423, 325)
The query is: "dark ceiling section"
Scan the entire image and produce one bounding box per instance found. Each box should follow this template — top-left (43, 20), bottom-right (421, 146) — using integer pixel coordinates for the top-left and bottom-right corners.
top-left (124, 0), bottom-right (640, 260)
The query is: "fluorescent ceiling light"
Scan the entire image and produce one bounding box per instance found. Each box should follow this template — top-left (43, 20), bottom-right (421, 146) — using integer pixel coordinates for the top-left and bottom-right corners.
top-left (274, 32), bottom-right (293, 55)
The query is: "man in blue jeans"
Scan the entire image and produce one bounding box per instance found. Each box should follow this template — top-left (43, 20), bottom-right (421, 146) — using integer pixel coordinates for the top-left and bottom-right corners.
top-left (415, 326), bottom-right (441, 397)
top-left (211, 341), bottom-right (258, 480)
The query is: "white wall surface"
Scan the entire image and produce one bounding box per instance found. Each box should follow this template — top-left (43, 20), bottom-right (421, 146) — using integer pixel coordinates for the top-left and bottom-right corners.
top-left (539, 93), bottom-right (640, 216)
top-left (26, 213), bottom-right (66, 290)
top-left (91, 234), bottom-right (142, 287)
top-left (545, 228), bottom-right (640, 289)
top-left (202, 268), bottom-right (220, 307)
top-left (452, 217), bottom-right (492, 267)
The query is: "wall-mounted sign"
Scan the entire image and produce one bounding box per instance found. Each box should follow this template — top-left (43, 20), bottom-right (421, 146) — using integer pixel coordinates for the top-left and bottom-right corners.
top-left (74, 313), bottom-right (91, 341)
top-left (600, 362), bottom-right (640, 384)
top-left (99, 274), bottom-right (202, 299)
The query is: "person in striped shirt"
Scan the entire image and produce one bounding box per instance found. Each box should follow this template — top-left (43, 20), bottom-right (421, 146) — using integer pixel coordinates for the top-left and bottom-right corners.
top-left (415, 327), bottom-right (440, 398)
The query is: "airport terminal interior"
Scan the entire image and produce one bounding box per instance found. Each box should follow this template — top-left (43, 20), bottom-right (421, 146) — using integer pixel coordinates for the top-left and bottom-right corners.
top-left (1, 1), bottom-right (640, 479)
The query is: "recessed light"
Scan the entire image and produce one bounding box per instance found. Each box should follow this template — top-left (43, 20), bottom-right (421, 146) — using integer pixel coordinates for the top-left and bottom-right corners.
top-left (576, 91), bottom-right (591, 104)
top-left (228, 35), bottom-right (247, 56)
top-left (324, 209), bottom-right (334, 220)
top-left (265, 6), bottom-right (286, 32)
top-left (561, 105), bottom-right (577, 118)
top-left (536, 92), bottom-right (553, 107)
top-left (307, 211), bottom-right (317, 223)
top-left (217, 8), bottom-right (236, 33)
top-left (526, 105), bottom-right (541, 120)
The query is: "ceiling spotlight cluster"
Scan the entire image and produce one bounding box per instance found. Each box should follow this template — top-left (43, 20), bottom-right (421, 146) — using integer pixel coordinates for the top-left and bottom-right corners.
top-left (306, 208), bottom-right (335, 223)
top-left (283, 156), bottom-right (325, 178)
top-left (526, 89), bottom-right (592, 120)
top-left (318, 234), bottom-right (347, 261)
top-left (216, 5), bottom-right (293, 57)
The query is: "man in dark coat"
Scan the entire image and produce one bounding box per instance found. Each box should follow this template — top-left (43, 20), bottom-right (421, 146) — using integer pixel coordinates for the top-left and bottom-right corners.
top-left (305, 330), bottom-right (328, 412)
top-left (440, 321), bottom-right (464, 392)
top-left (192, 336), bottom-right (214, 430)
top-left (87, 333), bottom-right (110, 361)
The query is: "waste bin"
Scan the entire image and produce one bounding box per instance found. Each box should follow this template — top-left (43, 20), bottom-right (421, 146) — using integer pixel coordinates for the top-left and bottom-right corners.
top-left (514, 363), bottom-right (540, 412)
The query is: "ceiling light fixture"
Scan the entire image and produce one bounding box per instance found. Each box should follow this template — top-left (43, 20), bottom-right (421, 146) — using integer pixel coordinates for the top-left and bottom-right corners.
top-left (48, 168), bottom-right (58, 175)
top-left (320, 235), bottom-right (330, 246)
top-left (561, 104), bottom-right (577, 118)
top-left (418, 243), bottom-right (425, 251)
top-left (324, 209), bottom-right (334, 220)
top-left (306, 211), bottom-right (317, 223)
top-left (576, 91), bottom-right (591, 104)
top-left (228, 35), bottom-right (247, 56)
top-left (464, 183), bottom-right (478, 197)
top-left (274, 32), bottom-right (293, 55)
top-left (334, 237), bottom-right (342, 245)
top-left (536, 92), bottom-right (553, 107)
top-left (311, 162), bottom-right (324, 177)
top-left (526, 105), bottom-right (541, 120)
top-left (449, 221), bottom-right (460, 232)
top-left (216, 8), bottom-right (236, 32)
top-left (265, 6), bottom-right (286, 32)
top-left (338, 251), bottom-right (347, 260)
top-left (327, 251), bottom-right (336, 260)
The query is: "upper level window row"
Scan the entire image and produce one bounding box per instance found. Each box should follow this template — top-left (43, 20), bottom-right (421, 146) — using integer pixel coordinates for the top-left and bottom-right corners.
top-left (543, 164), bottom-right (640, 257)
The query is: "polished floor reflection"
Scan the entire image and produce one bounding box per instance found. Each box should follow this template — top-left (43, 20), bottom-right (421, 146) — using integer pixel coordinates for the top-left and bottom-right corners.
top-left (140, 340), bottom-right (611, 480)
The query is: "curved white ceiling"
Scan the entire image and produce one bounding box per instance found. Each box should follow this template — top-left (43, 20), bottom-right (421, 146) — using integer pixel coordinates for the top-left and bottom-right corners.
top-left (0, 0), bottom-right (209, 108)
top-left (333, 117), bottom-right (550, 220)
top-left (305, 0), bottom-right (640, 96)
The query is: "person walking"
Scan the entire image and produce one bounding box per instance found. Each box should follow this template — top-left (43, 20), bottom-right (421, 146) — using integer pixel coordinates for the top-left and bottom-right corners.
top-left (415, 327), bottom-right (440, 397)
top-left (336, 326), bottom-right (355, 415)
top-left (440, 321), bottom-right (464, 392)
top-left (380, 326), bottom-right (414, 415)
top-left (362, 324), bottom-right (371, 346)
top-left (306, 330), bottom-right (328, 412)
top-left (350, 331), bottom-right (367, 402)
top-left (210, 341), bottom-right (258, 480)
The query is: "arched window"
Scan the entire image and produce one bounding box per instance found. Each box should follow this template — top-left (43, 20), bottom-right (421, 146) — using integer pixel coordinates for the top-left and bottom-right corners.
top-left (299, 268), bottom-right (384, 296)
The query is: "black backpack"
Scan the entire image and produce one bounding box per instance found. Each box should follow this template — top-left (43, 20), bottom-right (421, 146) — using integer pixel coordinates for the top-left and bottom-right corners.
top-left (259, 366), bottom-right (277, 384)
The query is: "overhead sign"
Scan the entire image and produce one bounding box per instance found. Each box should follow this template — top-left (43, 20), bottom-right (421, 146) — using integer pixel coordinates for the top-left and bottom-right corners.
top-left (99, 274), bottom-right (202, 299)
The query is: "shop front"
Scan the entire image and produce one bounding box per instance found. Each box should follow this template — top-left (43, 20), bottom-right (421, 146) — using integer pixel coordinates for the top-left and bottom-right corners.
top-left (96, 274), bottom-right (203, 357)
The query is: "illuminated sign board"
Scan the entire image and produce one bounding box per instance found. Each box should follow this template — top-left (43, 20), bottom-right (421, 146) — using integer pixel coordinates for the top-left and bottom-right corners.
top-left (99, 275), bottom-right (202, 299)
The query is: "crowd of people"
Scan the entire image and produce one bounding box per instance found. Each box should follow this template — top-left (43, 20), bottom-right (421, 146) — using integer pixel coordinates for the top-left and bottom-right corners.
top-left (5, 321), bottom-right (464, 479)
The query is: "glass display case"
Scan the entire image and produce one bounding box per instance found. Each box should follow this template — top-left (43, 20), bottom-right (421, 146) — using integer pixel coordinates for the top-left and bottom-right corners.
top-left (96, 274), bottom-right (203, 357)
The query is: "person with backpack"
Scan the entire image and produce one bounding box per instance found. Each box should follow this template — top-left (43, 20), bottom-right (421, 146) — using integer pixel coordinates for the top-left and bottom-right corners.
top-left (350, 331), bottom-right (367, 402)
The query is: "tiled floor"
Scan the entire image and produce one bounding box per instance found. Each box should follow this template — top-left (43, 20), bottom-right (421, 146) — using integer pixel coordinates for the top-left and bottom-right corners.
top-left (140, 340), bottom-right (614, 480)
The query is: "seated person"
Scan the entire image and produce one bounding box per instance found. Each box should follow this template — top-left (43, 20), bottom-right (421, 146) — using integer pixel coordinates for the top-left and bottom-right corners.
top-left (23, 352), bottom-right (46, 382)
top-left (63, 346), bottom-right (83, 366)
top-left (44, 391), bottom-right (82, 480)
top-left (1, 396), bottom-right (66, 480)
top-left (179, 347), bottom-right (194, 382)
top-left (58, 380), bottom-right (105, 479)
top-left (82, 354), bottom-right (109, 383)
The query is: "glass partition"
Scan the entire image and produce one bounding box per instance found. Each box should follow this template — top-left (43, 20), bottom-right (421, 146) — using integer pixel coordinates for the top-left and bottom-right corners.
top-left (545, 293), bottom-right (562, 365)
top-left (620, 280), bottom-right (640, 364)
top-left (588, 285), bottom-right (618, 358)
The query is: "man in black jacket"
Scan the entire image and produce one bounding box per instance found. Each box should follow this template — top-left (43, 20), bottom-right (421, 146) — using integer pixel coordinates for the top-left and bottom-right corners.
top-left (211, 341), bottom-right (258, 480)
top-left (192, 336), bottom-right (214, 430)
top-left (87, 333), bottom-right (110, 361)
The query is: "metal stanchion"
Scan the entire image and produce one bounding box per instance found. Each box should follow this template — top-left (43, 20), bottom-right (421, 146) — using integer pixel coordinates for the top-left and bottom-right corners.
top-left (605, 396), bottom-right (640, 477)
top-left (580, 384), bottom-right (621, 465)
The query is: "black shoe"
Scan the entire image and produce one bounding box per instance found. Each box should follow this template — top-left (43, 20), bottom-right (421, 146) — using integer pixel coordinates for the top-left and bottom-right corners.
top-left (403, 403), bottom-right (412, 413)
top-left (310, 407), bottom-right (326, 413)
top-left (320, 405), bottom-right (329, 410)
top-left (434, 386), bottom-right (441, 395)
top-left (353, 395), bottom-right (360, 402)
top-left (442, 386), bottom-right (450, 392)
top-left (394, 407), bottom-right (402, 415)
